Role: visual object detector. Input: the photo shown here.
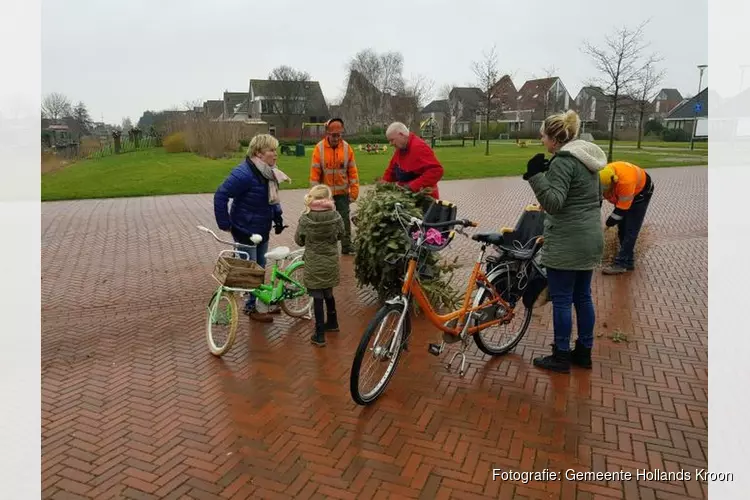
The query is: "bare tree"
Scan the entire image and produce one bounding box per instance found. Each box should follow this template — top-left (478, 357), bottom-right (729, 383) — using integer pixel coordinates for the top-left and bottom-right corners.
top-left (627, 60), bottom-right (665, 148)
top-left (121, 117), bottom-right (133, 132)
top-left (388, 74), bottom-right (435, 130)
top-left (403, 74), bottom-right (435, 109)
top-left (344, 48), bottom-right (407, 129)
top-left (267, 65), bottom-right (313, 134)
top-left (436, 84), bottom-right (454, 101)
top-left (182, 99), bottom-right (204, 111)
top-left (472, 45), bottom-right (500, 155)
top-left (42, 92), bottom-right (72, 121)
top-left (583, 21), bottom-right (651, 161)
top-left (72, 102), bottom-right (93, 140)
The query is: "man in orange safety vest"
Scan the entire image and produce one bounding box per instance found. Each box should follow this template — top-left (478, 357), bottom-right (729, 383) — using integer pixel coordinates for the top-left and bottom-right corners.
top-left (599, 161), bottom-right (655, 274)
top-left (309, 118), bottom-right (359, 254)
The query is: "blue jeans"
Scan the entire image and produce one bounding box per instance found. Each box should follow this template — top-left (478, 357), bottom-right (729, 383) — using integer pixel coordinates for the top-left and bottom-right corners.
top-left (615, 192), bottom-right (653, 269)
top-left (231, 229), bottom-right (269, 310)
top-left (546, 268), bottom-right (595, 351)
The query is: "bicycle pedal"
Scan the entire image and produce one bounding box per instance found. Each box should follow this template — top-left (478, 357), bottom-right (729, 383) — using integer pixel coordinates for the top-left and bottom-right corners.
top-left (428, 343), bottom-right (444, 356)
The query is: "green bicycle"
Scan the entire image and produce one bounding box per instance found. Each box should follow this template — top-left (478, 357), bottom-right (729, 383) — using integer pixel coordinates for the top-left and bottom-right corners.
top-left (198, 225), bottom-right (312, 356)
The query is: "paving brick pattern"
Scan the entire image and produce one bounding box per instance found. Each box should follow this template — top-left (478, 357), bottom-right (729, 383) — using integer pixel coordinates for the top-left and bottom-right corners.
top-left (42, 166), bottom-right (707, 499)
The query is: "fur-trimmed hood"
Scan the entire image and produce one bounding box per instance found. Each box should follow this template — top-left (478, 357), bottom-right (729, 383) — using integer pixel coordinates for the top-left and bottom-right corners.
top-left (558, 139), bottom-right (607, 173)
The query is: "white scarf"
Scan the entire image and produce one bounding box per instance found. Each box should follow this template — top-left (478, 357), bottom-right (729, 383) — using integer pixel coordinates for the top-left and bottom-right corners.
top-left (251, 157), bottom-right (291, 204)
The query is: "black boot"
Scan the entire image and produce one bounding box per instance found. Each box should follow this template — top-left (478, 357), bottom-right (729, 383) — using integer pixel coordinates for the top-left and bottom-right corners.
top-left (311, 324), bottom-right (326, 347)
top-left (324, 296), bottom-right (339, 332)
top-left (311, 298), bottom-right (326, 347)
top-left (533, 344), bottom-right (571, 373)
top-left (571, 340), bottom-right (592, 369)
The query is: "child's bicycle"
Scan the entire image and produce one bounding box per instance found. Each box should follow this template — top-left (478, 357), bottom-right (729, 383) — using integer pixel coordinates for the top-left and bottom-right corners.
top-left (197, 225), bottom-right (312, 356)
top-left (349, 202), bottom-right (548, 405)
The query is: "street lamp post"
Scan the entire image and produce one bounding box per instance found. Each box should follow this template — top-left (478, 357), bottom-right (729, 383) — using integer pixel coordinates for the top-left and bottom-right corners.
top-left (690, 64), bottom-right (707, 150)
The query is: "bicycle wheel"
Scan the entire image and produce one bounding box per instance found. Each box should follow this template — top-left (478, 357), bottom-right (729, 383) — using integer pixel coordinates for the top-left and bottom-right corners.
top-left (350, 302), bottom-right (409, 405)
top-left (279, 262), bottom-right (313, 318)
top-left (472, 285), bottom-right (532, 356)
top-left (206, 288), bottom-right (239, 356)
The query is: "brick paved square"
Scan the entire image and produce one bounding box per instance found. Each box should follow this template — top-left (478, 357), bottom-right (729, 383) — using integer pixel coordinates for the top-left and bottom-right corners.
top-left (42, 166), bottom-right (707, 499)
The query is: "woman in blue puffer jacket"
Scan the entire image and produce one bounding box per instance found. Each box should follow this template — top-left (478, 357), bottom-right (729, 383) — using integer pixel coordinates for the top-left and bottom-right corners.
top-left (214, 134), bottom-right (291, 322)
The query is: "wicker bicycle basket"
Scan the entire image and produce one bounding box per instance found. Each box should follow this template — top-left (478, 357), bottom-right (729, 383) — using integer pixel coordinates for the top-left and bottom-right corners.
top-left (213, 255), bottom-right (266, 288)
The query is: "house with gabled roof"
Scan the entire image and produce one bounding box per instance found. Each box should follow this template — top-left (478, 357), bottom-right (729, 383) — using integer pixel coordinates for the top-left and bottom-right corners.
top-left (201, 100), bottom-right (224, 120)
top-left (573, 86), bottom-right (610, 132)
top-left (572, 86), bottom-right (652, 137)
top-left (651, 88), bottom-right (683, 119)
top-left (490, 75), bottom-right (518, 113)
top-left (336, 69), bottom-right (420, 133)
top-left (663, 87), bottom-right (709, 136)
top-left (448, 87), bottom-right (484, 135)
top-left (220, 79), bottom-right (329, 138)
top-left (495, 76), bottom-right (572, 134)
top-left (420, 99), bottom-right (450, 136)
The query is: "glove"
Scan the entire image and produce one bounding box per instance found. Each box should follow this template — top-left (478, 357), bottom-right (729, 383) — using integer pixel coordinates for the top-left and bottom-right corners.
top-left (523, 153), bottom-right (549, 180)
top-left (605, 214), bottom-right (618, 227)
top-left (274, 222), bottom-right (288, 235)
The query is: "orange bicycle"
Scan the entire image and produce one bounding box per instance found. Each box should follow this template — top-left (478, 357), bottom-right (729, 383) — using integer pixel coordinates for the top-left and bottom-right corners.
top-left (350, 201), bottom-right (548, 405)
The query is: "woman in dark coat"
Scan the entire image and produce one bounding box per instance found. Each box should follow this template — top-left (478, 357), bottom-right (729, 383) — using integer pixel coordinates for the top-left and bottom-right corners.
top-left (214, 134), bottom-right (290, 322)
top-left (523, 110), bottom-right (607, 373)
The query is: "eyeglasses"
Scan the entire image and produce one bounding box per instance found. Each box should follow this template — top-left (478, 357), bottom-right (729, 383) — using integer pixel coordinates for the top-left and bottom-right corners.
top-left (329, 133), bottom-right (342, 138)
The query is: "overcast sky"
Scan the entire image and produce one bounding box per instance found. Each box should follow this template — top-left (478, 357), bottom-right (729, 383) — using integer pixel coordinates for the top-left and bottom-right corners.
top-left (42, 0), bottom-right (708, 125)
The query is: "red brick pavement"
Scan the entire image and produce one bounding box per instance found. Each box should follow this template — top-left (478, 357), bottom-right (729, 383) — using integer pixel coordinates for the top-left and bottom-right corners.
top-left (42, 166), bottom-right (707, 499)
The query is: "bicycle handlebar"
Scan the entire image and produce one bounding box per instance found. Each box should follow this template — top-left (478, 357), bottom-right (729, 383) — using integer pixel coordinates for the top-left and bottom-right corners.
top-left (197, 225), bottom-right (263, 248)
top-left (423, 219), bottom-right (478, 229)
top-left (393, 203), bottom-right (477, 230)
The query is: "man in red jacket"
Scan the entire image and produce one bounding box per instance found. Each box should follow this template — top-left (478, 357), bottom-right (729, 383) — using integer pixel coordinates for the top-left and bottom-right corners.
top-left (382, 122), bottom-right (444, 204)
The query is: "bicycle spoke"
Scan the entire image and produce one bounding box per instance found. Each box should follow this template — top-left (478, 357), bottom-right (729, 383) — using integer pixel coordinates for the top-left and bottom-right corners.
top-left (357, 311), bottom-right (400, 398)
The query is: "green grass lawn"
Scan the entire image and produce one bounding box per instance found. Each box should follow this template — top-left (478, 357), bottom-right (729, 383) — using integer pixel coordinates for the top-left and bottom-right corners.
top-left (41, 141), bottom-right (708, 201)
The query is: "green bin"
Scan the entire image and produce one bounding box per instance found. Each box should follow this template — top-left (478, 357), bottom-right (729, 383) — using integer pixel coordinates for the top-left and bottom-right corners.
top-left (295, 142), bottom-right (305, 157)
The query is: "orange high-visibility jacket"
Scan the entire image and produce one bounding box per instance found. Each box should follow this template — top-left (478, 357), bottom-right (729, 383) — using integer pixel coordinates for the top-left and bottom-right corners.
top-left (603, 161), bottom-right (649, 211)
top-left (309, 139), bottom-right (360, 200)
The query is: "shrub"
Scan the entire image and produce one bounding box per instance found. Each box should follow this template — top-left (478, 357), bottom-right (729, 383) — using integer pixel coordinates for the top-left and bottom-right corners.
top-left (644, 119), bottom-right (664, 136)
top-left (163, 132), bottom-right (187, 153)
top-left (661, 128), bottom-right (691, 142)
top-left (353, 182), bottom-right (461, 312)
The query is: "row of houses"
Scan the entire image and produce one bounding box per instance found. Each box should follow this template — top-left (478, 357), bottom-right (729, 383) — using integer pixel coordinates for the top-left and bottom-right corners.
top-left (421, 75), bottom-right (711, 139)
top-left (196, 69), bottom-right (422, 139)
top-left (190, 72), bottom-right (709, 140)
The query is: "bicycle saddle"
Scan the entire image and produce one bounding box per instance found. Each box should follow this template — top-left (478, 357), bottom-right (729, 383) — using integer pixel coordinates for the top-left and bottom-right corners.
top-left (265, 246), bottom-right (291, 261)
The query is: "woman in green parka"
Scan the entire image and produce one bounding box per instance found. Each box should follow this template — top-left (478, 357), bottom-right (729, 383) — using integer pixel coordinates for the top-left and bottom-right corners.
top-left (294, 185), bottom-right (345, 347)
top-left (523, 110), bottom-right (607, 373)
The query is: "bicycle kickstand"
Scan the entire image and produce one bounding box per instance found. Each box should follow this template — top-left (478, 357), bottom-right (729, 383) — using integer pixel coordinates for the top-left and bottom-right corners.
top-left (447, 316), bottom-right (473, 377)
top-left (446, 344), bottom-right (468, 377)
